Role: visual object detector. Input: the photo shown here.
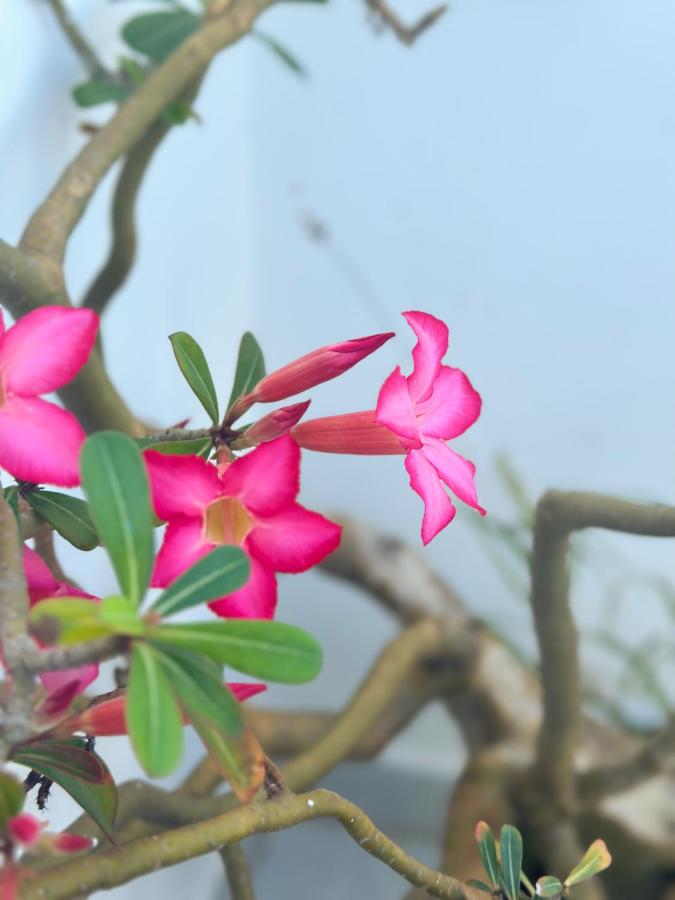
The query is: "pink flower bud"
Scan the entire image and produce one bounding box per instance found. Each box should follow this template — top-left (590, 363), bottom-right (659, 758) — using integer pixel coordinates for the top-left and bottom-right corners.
top-left (8, 815), bottom-right (42, 847)
top-left (228, 332), bottom-right (394, 421)
top-left (293, 411), bottom-right (407, 455)
top-left (238, 400), bottom-right (311, 447)
top-left (51, 833), bottom-right (94, 854)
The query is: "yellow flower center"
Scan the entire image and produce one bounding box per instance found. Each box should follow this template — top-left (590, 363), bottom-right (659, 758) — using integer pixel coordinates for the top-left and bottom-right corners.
top-left (203, 497), bottom-right (252, 545)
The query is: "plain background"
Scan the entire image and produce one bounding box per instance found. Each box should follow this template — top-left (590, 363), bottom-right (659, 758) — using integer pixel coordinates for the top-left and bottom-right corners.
top-left (1, 0), bottom-right (675, 895)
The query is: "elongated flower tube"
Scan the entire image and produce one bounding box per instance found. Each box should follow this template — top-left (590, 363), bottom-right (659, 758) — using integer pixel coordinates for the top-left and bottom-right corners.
top-left (227, 331), bottom-right (394, 422)
top-left (296, 311), bottom-right (484, 545)
top-left (58, 683), bottom-right (266, 737)
top-left (0, 306), bottom-right (98, 486)
top-left (145, 435), bottom-right (341, 618)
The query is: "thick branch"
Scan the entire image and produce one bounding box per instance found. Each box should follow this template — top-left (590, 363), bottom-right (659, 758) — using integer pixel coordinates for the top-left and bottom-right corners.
top-left (20, 789), bottom-right (468, 900)
top-left (46, 0), bottom-right (107, 77)
top-left (531, 492), bottom-right (675, 814)
top-left (220, 842), bottom-right (255, 900)
top-left (21, 0), bottom-right (276, 262)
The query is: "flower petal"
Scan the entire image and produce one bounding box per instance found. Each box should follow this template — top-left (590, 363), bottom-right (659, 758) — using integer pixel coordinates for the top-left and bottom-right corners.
top-left (209, 555), bottom-right (277, 619)
top-left (228, 682), bottom-right (267, 702)
top-left (421, 437), bottom-right (485, 514)
top-left (403, 310), bottom-right (449, 403)
top-left (416, 365), bottom-right (482, 440)
top-left (8, 814), bottom-right (42, 847)
top-left (375, 367), bottom-right (421, 445)
top-left (247, 504), bottom-right (341, 573)
top-left (404, 448), bottom-right (455, 544)
top-left (23, 547), bottom-right (58, 604)
top-left (152, 517), bottom-right (213, 587)
top-left (0, 307), bottom-right (98, 396)
top-left (40, 664), bottom-right (99, 704)
top-left (144, 451), bottom-right (222, 522)
top-left (219, 435), bottom-right (299, 516)
top-left (0, 396), bottom-right (85, 487)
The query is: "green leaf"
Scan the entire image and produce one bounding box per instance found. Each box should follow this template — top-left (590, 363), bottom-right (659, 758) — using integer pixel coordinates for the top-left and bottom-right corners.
top-left (475, 821), bottom-right (501, 887)
top-left (465, 880), bottom-right (493, 895)
top-left (189, 713), bottom-right (264, 803)
top-left (98, 595), bottom-right (146, 636)
top-left (500, 825), bottom-right (523, 900)
top-left (0, 773), bottom-right (24, 828)
top-left (145, 437), bottom-right (212, 458)
top-left (564, 839), bottom-right (612, 887)
top-left (72, 80), bottom-right (131, 107)
top-left (252, 31), bottom-right (307, 78)
top-left (151, 620), bottom-right (323, 683)
top-left (126, 643), bottom-right (184, 777)
top-left (152, 546), bottom-right (250, 617)
top-left (163, 100), bottom-right (191, 125)
top-left (29, 598), bottom-right (111, 645)
top-left (12, 738), bottom-right (117, 839)
top-left (3, 486), bottom-right (21, 532)
top-left (226, 332), bottom-right (265, 411)
top-left (80, 431), bottom-right (154, 607)
top-left (25, 490), bottom-right (99, 551)
top-left (535, 876), bottom-right (564, 897)
top-left (121, 9), bottom-right (200, 62)
top-left (155, 644), bottom-right (243, 736)
top-left (169, 332), bottom-right (220, 425)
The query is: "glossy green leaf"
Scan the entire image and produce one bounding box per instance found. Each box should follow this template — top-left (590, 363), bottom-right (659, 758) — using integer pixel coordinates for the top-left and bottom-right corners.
top-left (121, 9), bottom-right (200, 62)
top-left (169, 332), bottom-right (220, 425)
top-left (0, 773), bottom-right (24, 828)
top-left (564, 839), bottom-right (612, 887)
top-left (29, 598), bottom-right (111, 645)
top-left (152, 546), bottom-right (250, 617)
top-left (156, 645), bottom-right (243, 737)
top-left (12, 738), bottom-right (117, 839)
top-left (535, 876), bottom-right (564, 897)
top-left (475, 821), bottom-right (501, 887)
top-left (147, 438), bottom-right (212, 458)
top-left (25, 490), bottom-right (99, 551)
top-left (500, 825), bottom-right (523, 900)
top-left (72, 80), bottom-right (131, 107)
top-left (151, 620), bottom-right (323, 683)
top-left (465, 881), bottom-right (492, 895)
top-left (126, 643), bottom-right (183, 777)
top-left (252, 31), bottom-right (307, 78)
top-left (226, 332), bottom-right (265, 411)
top-left (98, 595), bottom-right (146, 636)
top-left (80, 431), bottom-right (154, 607)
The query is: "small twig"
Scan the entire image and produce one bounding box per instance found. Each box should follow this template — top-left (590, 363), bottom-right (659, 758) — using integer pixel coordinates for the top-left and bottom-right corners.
top-left (45, 0), bottom-right (108, 78)
top-left (20, 789), bottom-right (468, 900)
top-left (21, 637), bottom-right (125, 675)
top-left (365, 0), bottom-right (447, 46)
top-left (220, 842), bottom-right (255, 900)
top-left (142, 427), bottom-right (214, 444)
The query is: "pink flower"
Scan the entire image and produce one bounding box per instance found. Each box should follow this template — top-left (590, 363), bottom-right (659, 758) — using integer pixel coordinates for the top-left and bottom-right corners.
top-left (23, 547), bottom-right (99, 710)
top-left (58, 682), bottom-right (266, 737)
top-left (239, 400), bottom-right (311, 447)
top-left (227, 332), bottom-right (394, 421)
top-left (6, 813), bottom-right (93, 856)
top-left (294, 311), bottom-right (484, 545)
top-left (145, 435), bottom-right (341, 617)
top-left (0, 307), bottom-right (98, 487)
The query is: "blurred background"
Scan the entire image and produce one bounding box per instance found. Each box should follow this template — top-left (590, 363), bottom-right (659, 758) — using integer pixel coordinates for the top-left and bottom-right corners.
top-left (1, 0), bottom-right (675, 895)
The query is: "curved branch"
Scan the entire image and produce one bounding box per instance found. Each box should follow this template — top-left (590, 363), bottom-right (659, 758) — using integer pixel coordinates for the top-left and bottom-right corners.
top-left (21, 0), bottom-right (276, 263)
top-left (46, 0), bottom-right (107, 78)
top-left (220, 842), bottom-right (255, 900)
top-left (20, 789), bottom-right (468, 900)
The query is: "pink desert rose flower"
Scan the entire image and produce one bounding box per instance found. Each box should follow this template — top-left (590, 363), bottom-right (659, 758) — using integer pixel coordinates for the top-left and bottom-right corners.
top-left (227, 331), bottom-right (394, 421)
top-left (294, 311), bottom-right (484, 545)
top-left (145, 435), bottom-right (341, 618)
top-left (0, 306), bottom-right (98, 487)
top-left (23, 547), bottom-right (99, 710)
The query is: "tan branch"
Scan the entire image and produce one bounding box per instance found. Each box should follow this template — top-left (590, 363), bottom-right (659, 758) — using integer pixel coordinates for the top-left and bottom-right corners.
top-left (20, 789), bottom-right (468, 900)
top-left (46, 0), bottom-right (108, 77)
top-left (220, 842), bottom-right (255, 900)
top-left (365, 0), bottom-right (447, 46)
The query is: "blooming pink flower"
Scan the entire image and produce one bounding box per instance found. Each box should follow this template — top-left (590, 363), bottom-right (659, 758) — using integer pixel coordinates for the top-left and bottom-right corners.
top-left (294, 311), bottom-right (484, 545)
top-left (227, 332), bottom-right (394, 421)
top-left (0, 307), bottom-right (98, 487)
top-left (145, 435), bottom-right (341, 617)
top-left (23, 547), bottom-right (99, 710)
top-left (58, 682), bottom-right (266, 737)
